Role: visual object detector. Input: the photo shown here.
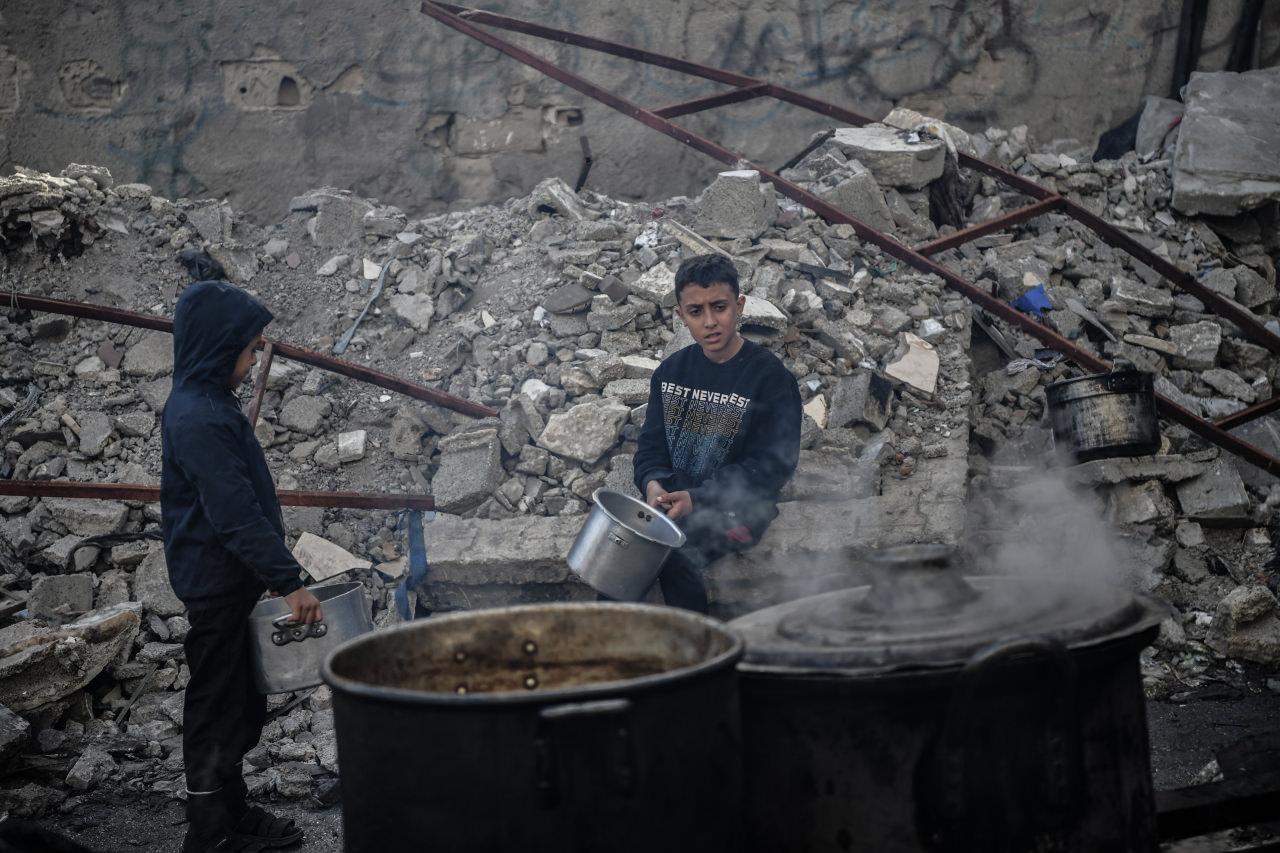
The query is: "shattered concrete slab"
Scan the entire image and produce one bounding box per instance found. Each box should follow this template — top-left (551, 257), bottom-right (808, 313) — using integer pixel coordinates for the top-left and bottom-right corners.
top-left (0, 603), bottom-right (141, 712)
top-left (1173, 67), bottom-right (1280, 216)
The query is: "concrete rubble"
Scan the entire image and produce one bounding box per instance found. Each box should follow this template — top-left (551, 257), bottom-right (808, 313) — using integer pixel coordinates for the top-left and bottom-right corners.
top-left (0, 88), bottom-right (1278, 816)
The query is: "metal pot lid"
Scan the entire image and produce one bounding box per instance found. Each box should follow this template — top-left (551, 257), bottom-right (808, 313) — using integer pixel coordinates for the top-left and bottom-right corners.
top-left (730, 544), bottom-right (1164, 675)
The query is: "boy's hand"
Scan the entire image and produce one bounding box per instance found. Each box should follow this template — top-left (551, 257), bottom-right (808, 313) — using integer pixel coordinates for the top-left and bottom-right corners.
top-left (284, 587), bottom-right (323, 624)
top-left (645, 480), bottom-right (669, 508)
top-left (655, 490), bottom-right (692, 521)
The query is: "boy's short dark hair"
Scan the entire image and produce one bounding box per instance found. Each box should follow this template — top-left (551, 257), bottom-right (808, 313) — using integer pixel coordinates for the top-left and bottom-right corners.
top-left (674, 254), bottom-right (739, 302)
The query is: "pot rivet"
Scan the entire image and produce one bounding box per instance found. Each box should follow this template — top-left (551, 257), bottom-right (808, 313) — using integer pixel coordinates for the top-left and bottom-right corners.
top-left (522, 641), bottom-right (537, 655)
top-left (455, 684), bottom-right (468, 694)
top-left (523, 675), bottom-right (538, 689)
top-left (454, 650), bottom-right (467, 663)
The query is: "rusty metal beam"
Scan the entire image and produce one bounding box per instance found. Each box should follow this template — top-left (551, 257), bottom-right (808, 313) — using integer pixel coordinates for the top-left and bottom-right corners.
top-left (420, 2), bottom-right (1280, 479)
top-left (916, 197), bottom-right (1066, 257)
top-left (1215, 394), bottom-right (1280, 431)
top-left (430, 3), bottom-right (758, 88)
top-left (245, 341), bottom-right (274, 428)
top-left (2, 291), bottom-right (496, 418)
top-left (0, 480), bottom-right (435, 511)
top-left (652, 84), bottom-right (769, 119)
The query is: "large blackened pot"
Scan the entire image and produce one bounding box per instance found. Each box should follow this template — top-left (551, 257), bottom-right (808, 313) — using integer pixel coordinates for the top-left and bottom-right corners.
top-left (729, 545), bottom-right (1166, 853)
top-left (322, 603), bottom-right (743, 853)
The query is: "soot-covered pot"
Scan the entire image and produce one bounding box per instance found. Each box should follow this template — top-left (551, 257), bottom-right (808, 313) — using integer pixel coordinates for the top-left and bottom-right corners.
top-left (729, 545), bottom-right (1166, 853)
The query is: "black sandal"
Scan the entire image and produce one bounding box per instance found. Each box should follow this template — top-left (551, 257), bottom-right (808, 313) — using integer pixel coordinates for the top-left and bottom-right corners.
top-left (230, 806), bottom-right (304, 848)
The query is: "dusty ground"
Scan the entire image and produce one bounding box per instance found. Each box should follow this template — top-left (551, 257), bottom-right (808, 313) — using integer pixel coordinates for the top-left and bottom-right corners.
top-left (15, 691), bottom-right (1277, 852)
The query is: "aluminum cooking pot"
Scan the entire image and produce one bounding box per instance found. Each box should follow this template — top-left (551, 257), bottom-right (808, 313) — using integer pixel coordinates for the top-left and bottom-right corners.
top-left (567, 489), bottom-right (686, 600)
top-left (249, 581), bottom-right (374, 694)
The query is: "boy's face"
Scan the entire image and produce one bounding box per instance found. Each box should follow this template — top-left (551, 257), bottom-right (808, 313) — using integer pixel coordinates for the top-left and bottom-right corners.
top-left (676, 281), bottom-right (745, 357)
top-left (229, 334), bottom-right (264, 388)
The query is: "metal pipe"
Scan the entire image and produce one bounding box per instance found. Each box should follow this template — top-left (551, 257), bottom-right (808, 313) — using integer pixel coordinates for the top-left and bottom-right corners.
top-left (1214, 394), bottom-right (1280, 432)
top-left (2, 291), bottom-right (497, 418)
top-left (246, 341), bottom-right (274, 428)
top-left (0, 479), bottom-right (435, 511)
top-left (916, 198), bottom-right (1066, 257)
top-left (420, 2), bottom-right (1280, 478)
top-left (652, 84), bottom-right (769, 119)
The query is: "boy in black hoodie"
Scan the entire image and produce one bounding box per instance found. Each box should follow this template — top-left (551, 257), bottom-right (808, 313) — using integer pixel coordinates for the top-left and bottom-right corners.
top-left (632, 254), bottom-right (801, 612)
top-left (161, 280), bottom-right (322, 852)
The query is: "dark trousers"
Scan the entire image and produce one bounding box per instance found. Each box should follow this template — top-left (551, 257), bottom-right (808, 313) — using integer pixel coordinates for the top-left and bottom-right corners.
top-left (183, 597), bottom-right (266, 804)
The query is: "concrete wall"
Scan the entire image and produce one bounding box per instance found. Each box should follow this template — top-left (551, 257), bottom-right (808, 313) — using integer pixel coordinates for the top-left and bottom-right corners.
top-left (2, 1), bottom-right (1277, 223)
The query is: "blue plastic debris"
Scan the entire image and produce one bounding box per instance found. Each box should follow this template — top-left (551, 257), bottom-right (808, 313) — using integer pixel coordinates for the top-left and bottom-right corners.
top-left (1012, 284), bottom-right (1053, 318)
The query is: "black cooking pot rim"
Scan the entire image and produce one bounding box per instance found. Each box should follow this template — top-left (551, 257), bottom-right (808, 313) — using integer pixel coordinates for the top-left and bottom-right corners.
top-left (730, 579), bottom-right (1169, 675)
top-left (320, 602), bottom-right (744, 706)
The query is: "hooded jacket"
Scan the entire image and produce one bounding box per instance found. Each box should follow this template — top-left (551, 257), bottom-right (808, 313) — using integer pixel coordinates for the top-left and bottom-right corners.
top-left (160, 281), bottom-right (304, 609)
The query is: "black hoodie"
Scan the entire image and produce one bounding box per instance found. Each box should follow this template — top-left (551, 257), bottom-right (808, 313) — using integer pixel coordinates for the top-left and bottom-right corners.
top-left (160, 281), bottom-right (304, 609)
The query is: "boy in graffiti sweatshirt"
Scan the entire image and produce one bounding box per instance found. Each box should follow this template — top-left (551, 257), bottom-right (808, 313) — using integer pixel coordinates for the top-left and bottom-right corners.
top-left (632, 254), bottom-right (802, 612)
top-left (161, 280), bottom-right (322, 852)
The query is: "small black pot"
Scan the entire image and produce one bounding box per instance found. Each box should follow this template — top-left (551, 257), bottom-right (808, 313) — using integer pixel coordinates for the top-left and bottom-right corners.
top-left (1046, 367), bottom-right (1160, 462)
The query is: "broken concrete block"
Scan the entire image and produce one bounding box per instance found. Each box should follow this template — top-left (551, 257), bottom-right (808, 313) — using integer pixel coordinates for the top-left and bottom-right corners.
top-left (0, 704), bottom-right (30, 767)
top-left (1233, 264), bottom-right (1276, 308)
top-left (1169, 321), bottom-right (1222, 370)
top-left (882, 107), bottom-right (976, 156)
top-left (1201, 368), bottom-right (1256, 403)
top-left (1230, 415), bottom-right (1280, 489)
top-left (40, 499), bottom-right (128, 537)
top-left (1135, 96), bottom-right (1184, 158)
top-left (293, 532), bottom-right (370, 583)
top-left (337, 430), bottom-right (367, 463)
top-left (293, 188), bottom-right (375, 248)
top-left (33, 535), bottom-right (97, 574)
top-left (1175, 458), bottom-right (1250, 520)
top-left (542, 282), bottom-right (595, 315)
top-left (278, 395), bottom-right (330, 435)
top-left (692, 170), bottom-right (777, 240)
top-left (603, 379), bottom-right (649, 406)
top-left (389, 292), bottom-right (434, 333)
top-left (883, 333), bottom-right (939, 395)
top-left (528, 177), bottom-right (587, 221)
top-left (538, 399), bottom-right (630, 465)
top-left (65, 745), bottom-right (116, 792)
top-left (433, 428), bottom-right (503, 513)
top-left (29, 575), bottom-right (94, 622)
top-left (75, 412), bottom-right (113, 458)
top-left (1107, 479), bottom-right (1174, 525)
top-left (828, 371), bottom-right (893, 431)
top-left (121, 331), bottom-right (174, 378)
top-left (830, 125), bottom-right (945, 188)
top-left (740, 296), bottom-right (788, 332)
top-left (1173, 67), bottom-right (1280, 216)
top-left (817, 170), bottom-right (894, 232)
top-left (0, 602), bottom-right (142, 712)
top-left (135, 545), bottom-right (185, 617)
top-left (1110, 279), bottom-right (1173, 318)
top-left (621, 355), bottom-right (660, 379)
top-left (389, 409), bottom-right (426, 461)
top-left (628, 264), bottom-right (677, 308)
top-left (1213, 584), bottom-right (1280, 665)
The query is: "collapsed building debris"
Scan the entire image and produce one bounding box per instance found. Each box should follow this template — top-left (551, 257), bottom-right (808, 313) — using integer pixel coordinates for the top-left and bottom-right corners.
top-left (0, 16), bottom-right (1276, 828)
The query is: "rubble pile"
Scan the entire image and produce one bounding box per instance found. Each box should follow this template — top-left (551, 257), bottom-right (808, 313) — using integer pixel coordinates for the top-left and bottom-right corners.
top-left (0, 71), bottom-right (1277, 813)
top-left (937, 102), bottom-right (1280, 693)
top-left (0, 149), bottom-right (974, 814)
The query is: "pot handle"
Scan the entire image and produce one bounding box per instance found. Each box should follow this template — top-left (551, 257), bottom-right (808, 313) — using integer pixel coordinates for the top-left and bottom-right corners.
top-left (270, 615), bottom-right (328, 646)
top-left (927, 636), bottom-right (1079, 845)
top-left (535, 698), bottom-right (636, 808)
